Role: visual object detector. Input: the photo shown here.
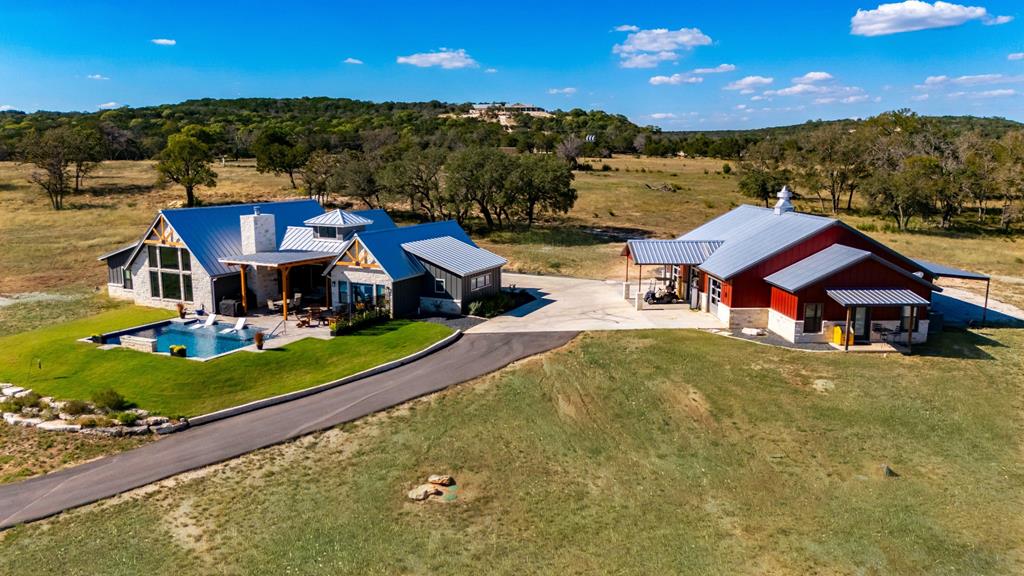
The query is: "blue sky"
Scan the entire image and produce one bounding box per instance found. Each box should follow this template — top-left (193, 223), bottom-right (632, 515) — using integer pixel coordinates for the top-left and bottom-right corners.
top-left (1, 0), bottom-right (1022, 129)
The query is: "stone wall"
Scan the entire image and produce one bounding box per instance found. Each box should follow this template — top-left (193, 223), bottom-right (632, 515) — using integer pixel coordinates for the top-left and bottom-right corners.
top-left (123, 249), bottom-right (214, 312)
top-left (240, 213), bottom-right (276, 254)
top-left (768, 309), bottom-right (798, 342)
top-left (120, 335), bottom-right (157, 353)
top-left (726, 307), bottom-right (769, 329)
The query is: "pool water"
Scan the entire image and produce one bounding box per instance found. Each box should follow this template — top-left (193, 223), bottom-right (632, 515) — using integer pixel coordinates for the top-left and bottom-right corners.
top-left (105, 320), bottom-right (262, 359)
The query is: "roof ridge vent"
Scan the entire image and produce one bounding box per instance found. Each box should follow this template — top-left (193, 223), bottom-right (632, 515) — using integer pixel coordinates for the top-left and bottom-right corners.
top-left (774, 186), bottom-right (795, 215)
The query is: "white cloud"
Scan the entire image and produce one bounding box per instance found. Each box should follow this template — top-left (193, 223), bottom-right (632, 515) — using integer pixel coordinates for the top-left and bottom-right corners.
top-left (692, 63), bottom-right (736, 74)
top-left (912, 93), bottom-right (930, 101)
top-left (0, 105), bottom-right (15, 111)
top-left (614, 24), bottom-right (640, 32)
top-left (151, 38), bottom-right (176, 46)
top-left (842, 94), bottom-right (871, 103)
top-left (725, 75), bottom-right (774, 93)
top-left (1009, 53), bottom-right (1024, 61)
top-left (484, 68), bottom-right (497, 73)
top-left (613, 27), bottom-right (711, 68)
top-left (87, 74), bottom-right (110, 81)
top-left (649, 73), bottom-right (703, 86)
top-left (793, 71), bottom-right (834, 84)
top-left (814, 97), bottom-right (838, 104)
top-left (769, 83), bottom-right (829, 96)
top-left (920, 73), bottom-right (1023, 88)
top-left (619, 51), bottom-right (679, 69)
top-left (650, 112), bottom-right (676, 119)
top-left (971, 88), bottom-right (1017, 97)
top-left (850, 1), bottom-right (1011, 36)
top-left (750, 95), bottom-right (769, 101)
top-left (97, 102), bottom-right (120, 109)
top-left (343, 57), bottom-right (363, 65)
top-left (548, 87), bottom-right (577, 95)
top-left (396, 48), bottom-right (478, 69)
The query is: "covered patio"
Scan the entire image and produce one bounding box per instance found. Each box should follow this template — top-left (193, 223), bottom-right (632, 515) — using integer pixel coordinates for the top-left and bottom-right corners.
top-left (621, 239), bottom-right (722, 307)
top-left (219, 251), bottom-right (338, 318)
top-left (827, 288), bottom-right (930, 353)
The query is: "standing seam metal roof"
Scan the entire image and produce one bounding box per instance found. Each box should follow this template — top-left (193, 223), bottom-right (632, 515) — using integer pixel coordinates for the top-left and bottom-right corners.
top-left (304, 209), bottom-right (374, 227)
top-left (625, 239), bottom-right (723, 265)
top-left (279, 226), bottom-right (351, 253)
top-left (826, 289), bottom-right (930, 307)
top-left (763, 244), bottom-right (872, 292)
top-left (402, 236), bottom-right (507, 276)
top-left (326, 220), bottom-right (477, 281)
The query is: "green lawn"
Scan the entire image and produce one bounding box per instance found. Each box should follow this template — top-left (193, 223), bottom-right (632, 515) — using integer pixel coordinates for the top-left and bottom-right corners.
top-left (3, 328), bottom-right (1022, 574)
top-left (0, 306), bottom-right (453, 417)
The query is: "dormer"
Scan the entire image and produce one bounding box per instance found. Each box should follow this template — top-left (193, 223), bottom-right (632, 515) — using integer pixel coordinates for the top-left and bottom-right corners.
top-left (303, 210), bottom-right (374, 241)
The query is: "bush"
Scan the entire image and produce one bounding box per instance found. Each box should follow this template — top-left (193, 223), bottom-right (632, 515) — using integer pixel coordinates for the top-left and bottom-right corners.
top-left (722, 162), bottom-right (732, 174)
top-left (467, 290), bottom-right (533, 318)
top-left (6, 392), bottom-right (42, 412)
top-left (62, 399), bottom-right (91, 416)
top-left (92, 388), bottom-right (129, 412)
top-left (169, 345), bottom-right (187, 358)
top-left (114, 411), bottom-right (139, 426)
top-left (600, 163), bottom-right (611, 171)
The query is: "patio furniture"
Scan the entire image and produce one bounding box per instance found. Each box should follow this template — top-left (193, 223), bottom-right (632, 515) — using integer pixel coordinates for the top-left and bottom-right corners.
top-left (219, 317), bottom-right (247, 334)
top-left (190, 314), bottom-right (217, 330)
top-left (290, 293), bottom-right (303, 318)
top-left (266, 299), bottom-right (279, 313)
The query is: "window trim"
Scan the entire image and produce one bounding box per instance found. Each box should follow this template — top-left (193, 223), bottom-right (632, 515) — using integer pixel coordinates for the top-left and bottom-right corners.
top-left (470, 273), bottom-right (492, 292)
top-left (434, 278), bottom-right (446, 294)
top-left (147, 245), bottom-right (193, 303)
top-left (803, 302), bottom-right (824, 334)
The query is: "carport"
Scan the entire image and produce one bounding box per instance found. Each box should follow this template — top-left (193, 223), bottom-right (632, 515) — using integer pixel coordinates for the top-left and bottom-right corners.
top-left (622, 239), bottom-right (722, 306)
top-left (914, 259), bottom-right (991, 325)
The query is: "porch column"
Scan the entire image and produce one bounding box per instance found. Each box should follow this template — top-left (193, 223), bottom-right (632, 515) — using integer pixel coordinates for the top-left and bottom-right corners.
top-left (907, 306), bottom-right (914, 354)
top-left (982, 279), bottom-right (990, 326)
top-left (239, 265), bottom-right (248, 314)
top-left (281, 265), bottom-right (290, 319)
top-left (844, 307), bottom-right (852, 351)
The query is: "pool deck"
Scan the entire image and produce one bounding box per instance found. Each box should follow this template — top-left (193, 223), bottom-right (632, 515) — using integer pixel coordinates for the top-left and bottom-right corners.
top-left (241, 313), bottom-right (333, 351)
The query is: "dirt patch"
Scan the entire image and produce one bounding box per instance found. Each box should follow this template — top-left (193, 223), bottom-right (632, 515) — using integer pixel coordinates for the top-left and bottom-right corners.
top-left (663, 384), bottom-right (715, 428)
top-left (812, 379), bottom-right (835, 394)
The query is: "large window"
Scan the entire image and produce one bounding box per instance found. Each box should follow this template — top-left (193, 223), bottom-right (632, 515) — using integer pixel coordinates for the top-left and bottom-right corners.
top-left (337, 281), bottom-right (349, 305)
top-left (315, 226), bottom-right (338, 239)
top-left (148, 245), bottom-right (193, 302)
top-left (122, 268), bottom-right (133, 290)
top-left (803, 303), bottom-right (824, 333)
top-left (434, 278), bottom-right (446, 294)
top-left (470, 273), bottom-right (492, 291)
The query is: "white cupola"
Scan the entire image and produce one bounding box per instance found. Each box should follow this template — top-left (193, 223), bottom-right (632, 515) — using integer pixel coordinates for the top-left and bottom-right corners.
top-left (774, 186), bottom-right (795, 215)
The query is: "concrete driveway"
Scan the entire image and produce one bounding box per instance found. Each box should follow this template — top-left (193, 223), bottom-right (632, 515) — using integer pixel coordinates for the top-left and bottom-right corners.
top-left (468, 273), bottom-right (723, 333)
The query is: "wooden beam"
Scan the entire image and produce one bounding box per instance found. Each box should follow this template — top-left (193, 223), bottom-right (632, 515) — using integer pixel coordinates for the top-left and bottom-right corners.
top-left (239, 265), bottom-right (248, 314)
top-left (844, 307), bottom-right (852, 351)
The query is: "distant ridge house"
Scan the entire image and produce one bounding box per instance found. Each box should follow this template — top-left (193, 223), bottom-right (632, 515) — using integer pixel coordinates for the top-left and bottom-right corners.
top-left (99, 200), bottom-right (506, 318)
top-left (623, 188), bottom-right (981, 346)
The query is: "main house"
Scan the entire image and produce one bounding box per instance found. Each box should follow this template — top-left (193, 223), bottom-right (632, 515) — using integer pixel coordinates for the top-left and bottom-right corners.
top-left (99, 200), bottom-right (506, 318)
top-left (624, 188), bottom-right (961, 346)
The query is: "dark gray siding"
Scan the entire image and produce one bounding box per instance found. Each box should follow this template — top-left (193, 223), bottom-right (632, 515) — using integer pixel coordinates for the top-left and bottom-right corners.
top-left (391, 276), bottom-right (421, 317)
top-left (460, 268), bottom-right (501, 312)
top-left (105, 250), bottom-right (131, 285)
top-left (418, 261), bottom-right (463, 301)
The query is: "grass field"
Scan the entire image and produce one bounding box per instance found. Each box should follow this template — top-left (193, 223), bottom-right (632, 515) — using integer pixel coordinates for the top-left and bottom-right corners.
top-left (0, 307), bottom-right (452, 417)
top-left (2, 328), bottom-right (1021, 574)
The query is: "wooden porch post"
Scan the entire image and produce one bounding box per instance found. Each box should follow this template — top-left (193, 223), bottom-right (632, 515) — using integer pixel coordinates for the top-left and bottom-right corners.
top-left (239, 265), bottom-right (248, 314)
top-left (625, 256), bottom-right (629, 283)
top-left (637, 265), bottom-right (642, 300)
top-left (844, 306), bottom-right (852, 352)
top-left (907, 306), bottom-right (914, 354)
top-left (281, 265), bottom-right (289, 319)
top-left (982, 278), bottom-right (990, 326)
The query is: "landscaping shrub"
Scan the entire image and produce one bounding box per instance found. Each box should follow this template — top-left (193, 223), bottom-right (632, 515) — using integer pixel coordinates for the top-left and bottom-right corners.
top-left (92, 388), bottom-right (129, 412)
top-left (722, 162), bottom-right (732, 174)
top-left (467, 289), bottom-right (534, 318)
top-left (114, 411), bottom-right (139, 426)
top-left (6, 391), bottom-right (42, 411)
top-left (62, 399), bottom-right (90, 416)
top-left (600, 163), bottom-right (611, 171)
top-left (169, 345), bottom-right (187, 358)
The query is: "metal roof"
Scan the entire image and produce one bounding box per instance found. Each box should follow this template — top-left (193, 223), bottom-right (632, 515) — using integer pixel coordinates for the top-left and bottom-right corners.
top-left (134, 200), bottom-right (324, 277)
top-left (912, 258), bottom-right (989, 281)
top-left (625, 239), bottom-right (723, 265)
top-left (218, 250), bottom-right (338, 268)
top-left (326, 220), bottom-right (478, 281)
top-left (678, 204), bottom-right (836, 280)
top-left (402, 236), bottom-right (507, 276)
top-left (764, 244), bottom-right (872, 292)
top-left (97, 244), bottom-right (137, 261)
top-left (279, 226), bottom-right (350, 252)
top-left (351, 209), bottom-right (397, 231)
top-left (826, 288), bottom-right (930, 307)
top-left (304, 209), bottom-right (374, 227)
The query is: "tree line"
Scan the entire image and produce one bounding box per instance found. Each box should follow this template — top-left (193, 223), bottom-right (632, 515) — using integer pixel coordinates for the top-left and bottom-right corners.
top-left (735, 110), bottom-right (1024, 231)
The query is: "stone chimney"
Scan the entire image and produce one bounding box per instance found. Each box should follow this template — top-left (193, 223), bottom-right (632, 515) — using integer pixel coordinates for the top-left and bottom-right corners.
top-left (240, 207), bottom-right (276, 255)
top-left (774, 186), bottom-right (795, 215)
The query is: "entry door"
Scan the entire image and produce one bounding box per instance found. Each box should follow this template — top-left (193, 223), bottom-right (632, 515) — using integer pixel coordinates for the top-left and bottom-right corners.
top-left (852, 307), bottom-right (871, 342)
top-left (688, 268), bottom-right (701, 309)
top-left (708, 277), bottom-right (722, 314)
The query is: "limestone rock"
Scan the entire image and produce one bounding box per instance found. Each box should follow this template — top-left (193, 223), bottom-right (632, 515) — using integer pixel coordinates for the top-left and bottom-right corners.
top-left (407, 484), bottom-right (442, 501)
top-left (37, 420), bottom-right (82, 433)
top-left (1, 385), bottom-right (24, 397)
top-left (125, 425), bottom-right (151, 436)
top-left (13, 389), bottom-right (34, 398)
top-left (741, 327), bottom-right (766, 336)
top-left (11, 416), bottom-right (43, 427)
top-left (143, 416), bottom-right (170, 427)
top-left (427, 474), bottom-right (456, 487)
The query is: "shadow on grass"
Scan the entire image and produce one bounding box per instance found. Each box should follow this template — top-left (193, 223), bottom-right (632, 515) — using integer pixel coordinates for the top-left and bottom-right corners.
top-left (481, 225), bottom-right (652, 247)
top-left (87, 183), bottom-right (155, 198)
top-left (912, 329), bottom-right (1005, 360)
top-left (345, 320), bottom-right (413, 337)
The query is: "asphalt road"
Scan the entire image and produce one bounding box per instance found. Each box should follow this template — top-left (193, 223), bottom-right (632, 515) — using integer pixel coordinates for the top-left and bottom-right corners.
top-left (0, 331), bottom-right (577, 530)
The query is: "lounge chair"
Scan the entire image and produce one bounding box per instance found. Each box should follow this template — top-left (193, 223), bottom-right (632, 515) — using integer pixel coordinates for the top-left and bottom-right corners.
top-left (290, 293), bottom-right (303, 318)
top-left (219, 317), bottom-right (247, 334)
top-left (266, 299), bottom-right (279, 313)
top-left (190, 314), bottom-right (217, 330)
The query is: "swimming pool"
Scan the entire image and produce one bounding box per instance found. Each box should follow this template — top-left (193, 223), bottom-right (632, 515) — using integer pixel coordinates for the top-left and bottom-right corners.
top-left (103, 320), bottom-right (263, 359)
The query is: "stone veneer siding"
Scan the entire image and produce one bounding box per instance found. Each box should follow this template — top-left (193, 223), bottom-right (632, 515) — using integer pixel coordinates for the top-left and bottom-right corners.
top-left (117, 249), bottom-right (215, 312)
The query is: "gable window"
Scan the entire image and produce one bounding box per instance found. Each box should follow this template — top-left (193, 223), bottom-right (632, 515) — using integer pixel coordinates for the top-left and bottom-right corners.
top-left (434, 278), bottom-right (446, 294)
top-left (803, 303), bottom-right (823, 333)
top-left (122, 268), bottom-right (133, 290)
top-left (315, 226), bottom-right (337, 239)
top-left (470, 273), bottom-right (492, 291)
top-left (147, 245), bottom-right (193, 303)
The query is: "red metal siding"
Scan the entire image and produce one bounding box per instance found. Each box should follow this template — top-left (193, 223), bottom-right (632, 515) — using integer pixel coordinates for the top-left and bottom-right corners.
top-left (727, 224), bottom-right (930, 309)
top-left (796, 258), bottom-right (931, 321)
top-left (770, 287), bottom-right (798, 318)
